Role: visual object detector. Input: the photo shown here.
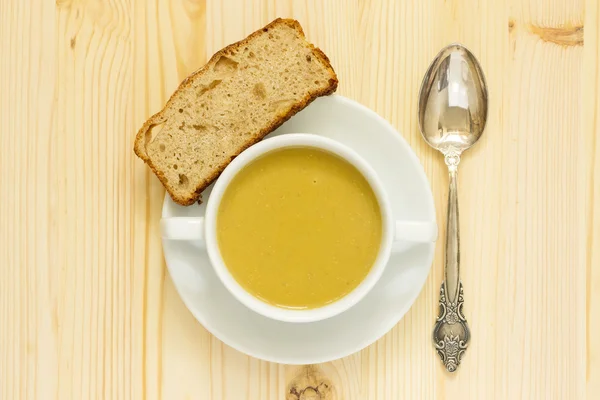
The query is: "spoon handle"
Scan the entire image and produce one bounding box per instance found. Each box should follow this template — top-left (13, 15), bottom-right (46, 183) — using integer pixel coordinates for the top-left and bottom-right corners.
top-left (433, 162), bottom-right (470, 372)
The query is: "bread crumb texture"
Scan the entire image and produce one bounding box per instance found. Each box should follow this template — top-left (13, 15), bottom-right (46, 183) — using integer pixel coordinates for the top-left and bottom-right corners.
top-left (134, 18), bottom-right (338, 205)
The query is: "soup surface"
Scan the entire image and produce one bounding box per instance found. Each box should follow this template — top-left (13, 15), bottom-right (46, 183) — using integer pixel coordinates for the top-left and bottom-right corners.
top-left (217, 147), bottom-right (382, 309)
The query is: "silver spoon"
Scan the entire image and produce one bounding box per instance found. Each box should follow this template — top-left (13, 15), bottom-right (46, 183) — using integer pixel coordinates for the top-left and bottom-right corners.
top-left (417, 44), bottom-right (488, 372)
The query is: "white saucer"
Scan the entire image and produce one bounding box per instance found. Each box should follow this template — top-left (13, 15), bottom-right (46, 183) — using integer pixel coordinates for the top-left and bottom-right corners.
top-left (162, 95), bottom-right (436, 364)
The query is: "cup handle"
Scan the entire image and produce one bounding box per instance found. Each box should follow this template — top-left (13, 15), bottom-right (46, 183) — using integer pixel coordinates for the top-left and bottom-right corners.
top-left (394, 220), bottom-right (438, 245)
top-left (161, 217), bottom-right (205, 242)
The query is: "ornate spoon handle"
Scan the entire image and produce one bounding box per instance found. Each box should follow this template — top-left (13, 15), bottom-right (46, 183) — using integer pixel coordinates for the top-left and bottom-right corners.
top-left (433, 153), bottom-right (470, 372)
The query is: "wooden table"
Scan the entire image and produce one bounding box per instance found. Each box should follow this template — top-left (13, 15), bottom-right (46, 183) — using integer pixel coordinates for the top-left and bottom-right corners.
top-left (1, 0), bottom-right (598, 398)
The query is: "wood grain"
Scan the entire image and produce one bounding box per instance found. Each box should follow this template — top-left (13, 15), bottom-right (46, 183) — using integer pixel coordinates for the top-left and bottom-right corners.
top-left (584, 0), bottom-right (600, 397)
top-left (0, 0), bottom-right (597, 398)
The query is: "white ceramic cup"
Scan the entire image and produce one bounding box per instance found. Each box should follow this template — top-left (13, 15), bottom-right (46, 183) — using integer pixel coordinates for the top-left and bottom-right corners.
top-left (161, 134), bottom-right (437, 323)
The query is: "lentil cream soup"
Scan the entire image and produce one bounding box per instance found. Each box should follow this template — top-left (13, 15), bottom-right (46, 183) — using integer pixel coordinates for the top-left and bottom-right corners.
top-left (217, 147), bottom-right (382, 309)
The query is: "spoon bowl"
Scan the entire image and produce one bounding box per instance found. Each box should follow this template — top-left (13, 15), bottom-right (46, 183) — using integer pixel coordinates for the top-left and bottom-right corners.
top-left (418, 44), bottom-right (488, 156)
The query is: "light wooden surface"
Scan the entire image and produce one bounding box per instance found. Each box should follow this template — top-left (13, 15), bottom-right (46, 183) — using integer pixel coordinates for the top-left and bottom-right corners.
top-left (1, 0), bottom-right (598, 398)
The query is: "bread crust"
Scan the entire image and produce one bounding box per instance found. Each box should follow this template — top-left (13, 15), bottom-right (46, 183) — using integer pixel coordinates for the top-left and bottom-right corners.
top-left (134, 18), bottom-right (338, 206)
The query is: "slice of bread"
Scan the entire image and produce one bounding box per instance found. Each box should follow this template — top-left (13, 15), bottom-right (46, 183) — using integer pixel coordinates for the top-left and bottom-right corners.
top-left (134, 18), bottom-right (338, 205)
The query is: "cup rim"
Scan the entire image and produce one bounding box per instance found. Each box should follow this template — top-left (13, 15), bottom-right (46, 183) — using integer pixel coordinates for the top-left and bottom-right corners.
top-left (204, 133), bottom-right (394, 323)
